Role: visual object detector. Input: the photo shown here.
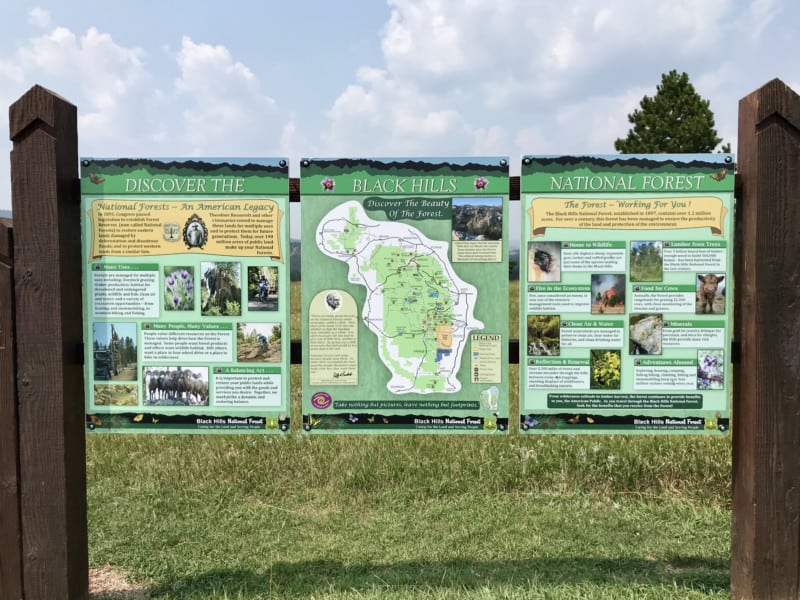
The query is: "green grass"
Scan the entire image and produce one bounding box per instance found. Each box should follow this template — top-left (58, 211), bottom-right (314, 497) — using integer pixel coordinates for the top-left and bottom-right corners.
top-left (87, 431), bottom-right (730, 599)
top-left (86, 278), bottom-right (731, 598)
top-left (290, 281), bottom-right (301, 339)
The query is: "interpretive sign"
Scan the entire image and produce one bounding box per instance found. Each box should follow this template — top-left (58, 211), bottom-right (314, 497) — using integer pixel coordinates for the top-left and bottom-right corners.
top-left (520, 154), bottom-right (733, 434)
top-left (301, 157), bottom-right (509, 433)
top-left (81, 158), bottom-right (291, 433)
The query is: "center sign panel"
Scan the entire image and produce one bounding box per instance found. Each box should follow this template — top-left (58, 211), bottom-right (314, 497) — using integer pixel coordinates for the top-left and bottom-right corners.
top-left (301, 158), bottom-right (509, 433)
top-left (520, 154), bottom-right (734, 434)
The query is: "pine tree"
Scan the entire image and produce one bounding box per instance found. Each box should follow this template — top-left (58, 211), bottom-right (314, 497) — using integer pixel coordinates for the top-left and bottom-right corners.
top-left (615, 70), bottom-right (725, 153)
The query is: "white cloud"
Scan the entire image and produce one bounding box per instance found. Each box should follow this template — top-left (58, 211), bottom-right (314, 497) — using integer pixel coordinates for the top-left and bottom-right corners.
top-left (553, 89), bottom-right (647, 153)
top-left (323, 0), bottom-right (793, 162)
top-left (744, 0), bottom-right (783, 41)
top-left (0, 17), bottom-right (297, 211)
top-left (471, 125), bottom-right (509, 157)
top-left (377, 0), bottom-right (735, 102)
top-left (0, 0), bottom-right (798, 215)
top-left (9, 25), bottom-right (160, 152)
top-left (279, 115), bottom-right (320, 176)
top-left (173, 36), bottom-right (285, 155)
top-left (28, 8), bottom-right (51, 29)
top-left (514, 126), bottom-right (554, 156)
top-left (175, 36), bottom-right (259, 97)
top-left (5, 25), bottom-right (290, 158)
top-left (322, 66), bottom-right (475, 156)
top-left (0, 58), bottom-right (24, 88)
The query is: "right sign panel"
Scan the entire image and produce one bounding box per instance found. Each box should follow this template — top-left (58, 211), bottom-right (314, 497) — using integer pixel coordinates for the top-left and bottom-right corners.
top-left (520, 155), bottom-right (734, 434)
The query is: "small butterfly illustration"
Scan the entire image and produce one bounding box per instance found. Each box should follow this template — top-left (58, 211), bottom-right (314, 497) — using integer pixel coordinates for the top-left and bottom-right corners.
top-left (308, 415), bottom-right (321, 427)
top-left (88, 173), bottom-right (105, 184)
top-left (151, 417), bottom-right (159, 424)
top-left (133, 414), bottom-right (144, 422)
top-left (89, 414), bottom-right (103, 427)
top-left (567, 415), bottom-right (581, 424)
top-left (367, 415), bottom-right (376, 424)
top-left (347, 414), bottom-right (359, 424)
top-left (709, 168), bottom-right (727, 181)
top-left (382, 417), bottom-right (389, 424)
top-left (586, 416), bottom-right (595, 424)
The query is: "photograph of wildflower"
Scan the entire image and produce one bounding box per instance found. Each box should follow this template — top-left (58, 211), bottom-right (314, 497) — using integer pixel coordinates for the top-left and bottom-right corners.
top-left (697, 349), bottom-right (724, 390)
top-left (163, 266), bottom-right (195, 311)
top-left (590, 349), bottom-right (622, 390)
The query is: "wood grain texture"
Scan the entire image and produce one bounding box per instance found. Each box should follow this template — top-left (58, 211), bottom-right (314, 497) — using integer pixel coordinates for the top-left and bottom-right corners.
top-left (732, 78), bottom-right (800, 599)
top-left (9, 85), bottom-right (87, 599)
top-left (0, 219), bottom-right (23, 599)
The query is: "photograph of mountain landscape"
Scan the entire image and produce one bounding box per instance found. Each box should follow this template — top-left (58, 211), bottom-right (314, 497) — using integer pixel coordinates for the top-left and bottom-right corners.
top-left (451, 197), bottom-right (502, 241)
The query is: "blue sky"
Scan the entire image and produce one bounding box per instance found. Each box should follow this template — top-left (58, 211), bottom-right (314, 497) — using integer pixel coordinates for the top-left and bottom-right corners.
top-left (2, 0), bottom-right (799, 223)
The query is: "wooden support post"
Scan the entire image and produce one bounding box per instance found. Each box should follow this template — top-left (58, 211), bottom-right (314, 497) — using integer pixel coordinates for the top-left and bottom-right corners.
top-left (8, 85), bottom-right (87, 599)
top-left (0, 217), bottom-right (22, 599)
top-left (732, 79), bottom-right (800, 599)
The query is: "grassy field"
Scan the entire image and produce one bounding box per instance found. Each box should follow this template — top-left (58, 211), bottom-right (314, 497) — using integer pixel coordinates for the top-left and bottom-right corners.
top-left (87, 280), bottom-right (732, 599)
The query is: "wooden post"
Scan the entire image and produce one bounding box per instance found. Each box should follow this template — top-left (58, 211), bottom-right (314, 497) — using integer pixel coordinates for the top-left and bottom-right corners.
top-left (8, 85), bottom-right (87, 599)
top-left (732, 79), bottom-right (800, 598)
top-left (0, 217), bottom-right (23, 599)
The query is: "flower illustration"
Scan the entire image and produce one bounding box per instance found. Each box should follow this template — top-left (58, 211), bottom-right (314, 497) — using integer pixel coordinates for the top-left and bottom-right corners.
top-left (163, 266), bottom-right (195, 311)
top-left (321, 177), bottom-right (335, 191)
top-left (474, 176), bottom-right (488, 190)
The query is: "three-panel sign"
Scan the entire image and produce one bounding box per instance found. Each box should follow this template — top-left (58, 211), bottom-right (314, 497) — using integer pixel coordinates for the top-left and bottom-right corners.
top-left (80, 154), bottom-right (733, 435)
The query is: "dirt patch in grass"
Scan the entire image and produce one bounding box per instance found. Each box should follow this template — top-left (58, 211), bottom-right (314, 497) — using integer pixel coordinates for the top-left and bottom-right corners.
top-left (90, 565), bottom-right (150, 599)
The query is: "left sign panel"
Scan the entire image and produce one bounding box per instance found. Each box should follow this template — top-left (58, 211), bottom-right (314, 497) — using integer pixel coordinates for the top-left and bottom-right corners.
top-left (81, 158), bottom-right (291, 433)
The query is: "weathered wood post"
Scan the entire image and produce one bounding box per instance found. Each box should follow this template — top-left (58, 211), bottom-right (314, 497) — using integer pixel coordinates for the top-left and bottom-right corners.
top-left (0, 217), bottom-right (22, 598)
top-left (732, 79), bottom-right (800, 598)
top-left (7, 85), bottom-right (87, 599)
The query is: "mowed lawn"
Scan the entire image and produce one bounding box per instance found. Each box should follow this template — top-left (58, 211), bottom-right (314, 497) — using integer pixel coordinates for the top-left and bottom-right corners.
top-left (87, 280), bottom-right (732, 599)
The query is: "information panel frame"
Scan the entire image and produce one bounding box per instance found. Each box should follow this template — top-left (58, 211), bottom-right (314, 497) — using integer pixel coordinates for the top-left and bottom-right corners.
top-left (301, 157), bottom-right (510, 433)
top-left (80, 157), bottom-right (291, 433)
top-left (520, 154), bottom-right (733, 434)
